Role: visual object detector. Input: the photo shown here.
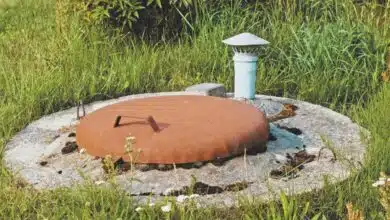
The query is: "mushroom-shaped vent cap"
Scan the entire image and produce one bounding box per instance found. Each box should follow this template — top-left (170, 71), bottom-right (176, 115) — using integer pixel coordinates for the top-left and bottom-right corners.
top-left (222, 32), bottom-right (269, 47)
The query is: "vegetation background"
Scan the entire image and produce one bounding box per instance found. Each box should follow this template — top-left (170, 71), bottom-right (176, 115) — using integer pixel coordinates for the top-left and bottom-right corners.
top-left (0, 0), bottom-right (389, 219)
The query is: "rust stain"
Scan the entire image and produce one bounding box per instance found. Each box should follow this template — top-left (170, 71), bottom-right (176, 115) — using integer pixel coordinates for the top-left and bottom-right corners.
top-left (267, 103), bottom-right (298, 122)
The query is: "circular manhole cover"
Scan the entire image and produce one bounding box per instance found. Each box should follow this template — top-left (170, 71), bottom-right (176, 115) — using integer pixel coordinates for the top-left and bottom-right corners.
top-left (76, 95), bottom-right (269, 164)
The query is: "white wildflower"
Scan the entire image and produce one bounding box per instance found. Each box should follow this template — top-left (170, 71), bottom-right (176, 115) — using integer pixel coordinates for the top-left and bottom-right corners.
top-left (135, 207), bottom-right (144, 212)
top-left (189, 194), bottom-right (200, 199)
top-left (176, 195), bottom-right (189, 203)
top-left (79, 148), bottom-right (86, 154)
top-left (148, 202), bottom-right (155, 207)
top-left (372, 178), bottom-right (390, 187)
top-left (95, 180), bottom-right (105, 185)
top-left (161, 202), bottom-right (172, 213)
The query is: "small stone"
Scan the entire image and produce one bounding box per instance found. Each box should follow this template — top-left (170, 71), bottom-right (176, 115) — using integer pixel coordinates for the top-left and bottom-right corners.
top-left (39, 161), bottom-right (48, 166)
top-left (57, 170), bottom-right (62, 174)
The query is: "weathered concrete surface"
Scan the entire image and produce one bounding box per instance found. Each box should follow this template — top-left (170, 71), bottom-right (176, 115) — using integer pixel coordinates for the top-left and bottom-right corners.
top-left (3, 91), bottom-right (368, 207)
top-left (184, 83), bottom-right (226, 97)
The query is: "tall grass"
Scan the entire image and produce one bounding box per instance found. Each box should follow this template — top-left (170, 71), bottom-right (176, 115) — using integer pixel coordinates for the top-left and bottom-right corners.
top-left (0, 0), bottom-right (389, 219)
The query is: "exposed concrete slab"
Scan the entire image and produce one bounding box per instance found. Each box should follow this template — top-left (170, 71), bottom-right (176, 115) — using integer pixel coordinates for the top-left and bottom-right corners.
top-left (185, 83), bottom-right (226, 97)
top-left (3, 91), bottom-right (368, 207)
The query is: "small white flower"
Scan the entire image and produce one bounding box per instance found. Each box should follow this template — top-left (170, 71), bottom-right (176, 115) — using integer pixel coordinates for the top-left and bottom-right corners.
top-left (79, 148), bottom-right (86, 154)
top-left (161, 202), bottom-right (172, 213)
top-left (373, 178), bottom-right (390, 187)
top-left (95, 180), bottom-right (105, 185)
top-left (189, 194), bottom-right (200, 199)
top-left (176, 195), bottom-right (189, 203)
top-left (373, 180), bottom-right (386, 187)
top-left (85, 201), bottom-right (91, 207)
top-left (135, 207), bottom-right (144, 212)
top-left (148, 202), bottom-right (155, 207)
top-left (379, 177), bottom-right (388, 181)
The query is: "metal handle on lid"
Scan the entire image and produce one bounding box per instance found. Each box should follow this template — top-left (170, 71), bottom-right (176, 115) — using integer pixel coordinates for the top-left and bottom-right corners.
top-left (113, 115), bottom-right (160, 132)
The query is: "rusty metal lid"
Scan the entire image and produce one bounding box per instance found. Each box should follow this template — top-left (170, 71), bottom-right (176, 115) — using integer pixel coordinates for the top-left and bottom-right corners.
top-left (76, 95), bottom-right (269, 164)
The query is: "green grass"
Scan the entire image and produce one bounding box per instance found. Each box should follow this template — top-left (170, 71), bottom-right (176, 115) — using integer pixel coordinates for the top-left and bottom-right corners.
top-left (0, 0), bottom-right (389, 219)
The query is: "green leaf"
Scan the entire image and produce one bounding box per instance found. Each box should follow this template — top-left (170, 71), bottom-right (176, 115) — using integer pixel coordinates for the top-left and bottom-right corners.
top-left (280, 192), bottom-right (289, 218)
top-left (311, 213), bottom-right (324, 220)
top-left (302, 202), bottom-right (310, 217)
top-left (147, 0), bottom-right (154, 6)
top-left (155, 0), bottom-right (162, 8)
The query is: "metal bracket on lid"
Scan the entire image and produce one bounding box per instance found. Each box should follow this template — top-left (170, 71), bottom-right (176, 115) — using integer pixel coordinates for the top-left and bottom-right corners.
top-left (76, 100), bottom-right (86, 120)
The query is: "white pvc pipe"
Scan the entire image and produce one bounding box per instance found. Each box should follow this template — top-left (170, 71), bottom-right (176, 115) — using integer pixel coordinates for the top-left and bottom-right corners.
top-left (233, 53), bottom-right (259, 100)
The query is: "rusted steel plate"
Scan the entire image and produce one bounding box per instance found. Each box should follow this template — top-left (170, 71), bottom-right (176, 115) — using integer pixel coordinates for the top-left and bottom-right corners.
top-left (76, 95), bottom-right (269, 164)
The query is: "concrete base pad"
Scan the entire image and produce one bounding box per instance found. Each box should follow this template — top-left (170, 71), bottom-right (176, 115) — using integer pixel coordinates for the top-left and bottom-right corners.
top-left (3, 91), bottom-right (368, 207)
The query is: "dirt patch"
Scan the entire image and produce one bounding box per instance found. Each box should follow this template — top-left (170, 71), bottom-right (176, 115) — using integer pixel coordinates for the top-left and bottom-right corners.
top-left (270, 150), bottom-right (316, 179)
top-left (61, 141), bottom-right (78, 154)
top-left (277, 125), bottom-right (302, 135)
top-left (131, 180), bottom-right (252, 197)
top-left (100, 142), bottom-right (268, 174)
